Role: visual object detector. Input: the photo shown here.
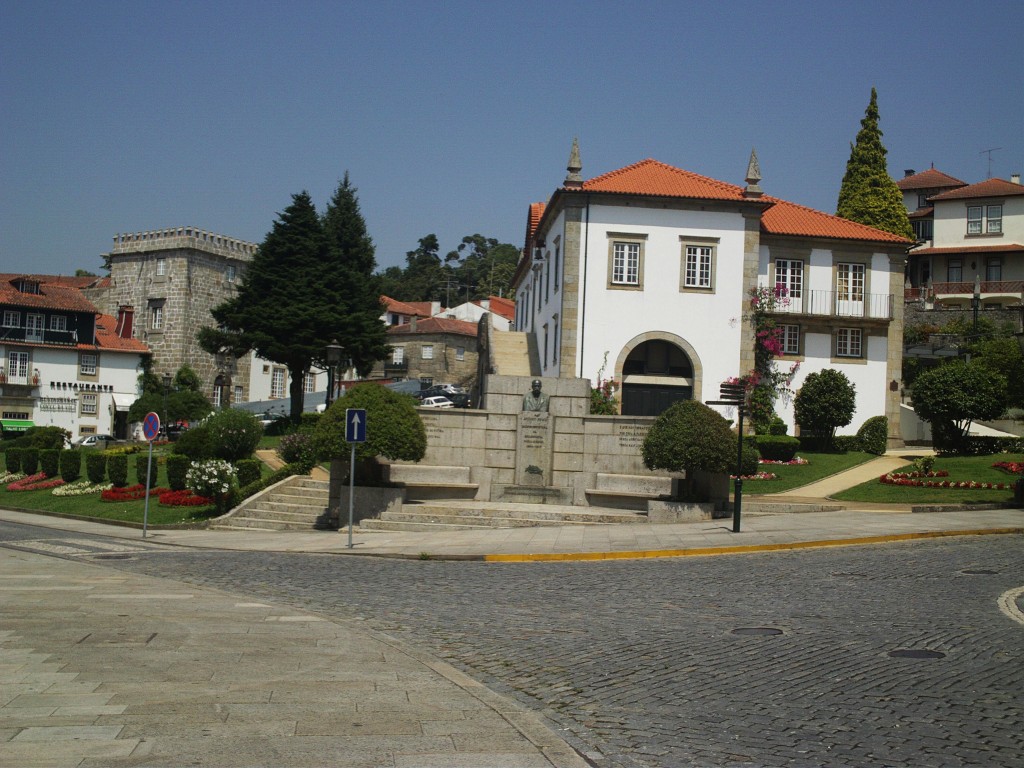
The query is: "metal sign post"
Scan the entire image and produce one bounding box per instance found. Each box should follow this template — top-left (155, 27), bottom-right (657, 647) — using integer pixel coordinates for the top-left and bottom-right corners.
top-left (141, 412), bottom-right (161, 538)
top-left (707, 383), bottom-right (748, 533)
top-left (344, 408), bottom-right (367, 549)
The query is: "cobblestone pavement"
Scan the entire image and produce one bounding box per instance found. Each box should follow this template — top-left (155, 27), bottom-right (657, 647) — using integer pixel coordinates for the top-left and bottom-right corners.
top-left (3, 522), bottom-right (1022, 768)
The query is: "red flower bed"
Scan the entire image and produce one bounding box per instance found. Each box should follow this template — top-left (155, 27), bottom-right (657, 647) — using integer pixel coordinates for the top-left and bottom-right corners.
top-left (7, 472), bottom-right (65, 492)
top-left (100, 484), bottom-right (169, 502)
top-left (880, 473), bottom-right (1011, 490)
top-left (158, 489), bottom-right (213, 507)
top-left (992, 461), bottom-right (1024, 475)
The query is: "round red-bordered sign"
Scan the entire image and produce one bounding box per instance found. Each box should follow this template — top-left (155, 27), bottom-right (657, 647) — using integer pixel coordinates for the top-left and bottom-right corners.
top-left (143, 412), bottom-right (161, 442)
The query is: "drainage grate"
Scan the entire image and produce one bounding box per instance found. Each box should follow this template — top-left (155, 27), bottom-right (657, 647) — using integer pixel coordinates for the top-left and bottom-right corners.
top-left (732, 627), bottom-right (784, 636)
top-left (888, 649), bottom-right (946, 659)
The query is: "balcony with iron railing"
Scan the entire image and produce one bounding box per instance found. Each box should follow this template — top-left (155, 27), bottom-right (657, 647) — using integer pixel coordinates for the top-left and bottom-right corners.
top-left (768, 290), bottom-right (893, 320)
top-left (384, 359), bottom-right (408, 373)
top-left (905, 280), bottom-right (1024, 302)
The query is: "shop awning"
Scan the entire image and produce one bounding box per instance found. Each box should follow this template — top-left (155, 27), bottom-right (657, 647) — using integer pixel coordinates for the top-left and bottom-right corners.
top-left (110, 393), bottom-right (135, 412)
top-left (1, 419), bottom-right (35, 432)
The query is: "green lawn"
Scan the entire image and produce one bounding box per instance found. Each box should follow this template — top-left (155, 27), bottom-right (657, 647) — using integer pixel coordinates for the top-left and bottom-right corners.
top-left (741, 451), bottom-right (876, 495)
top-left (832, 453), bottom-right (1022, 505)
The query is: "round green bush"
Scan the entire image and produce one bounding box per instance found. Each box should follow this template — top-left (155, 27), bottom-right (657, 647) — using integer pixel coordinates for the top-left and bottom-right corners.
top-left (768, 416), bottom-right (788, 436)
top-left (754, 435), bottom-right (800, 462)
top-left (172, 425), bottom-right (213, 461)
top-left (740, 442), bottom-right (760, 476)
top-left (234, 458), bottom-right (262, 488)
top-left (205, 409), bottom-right (263, 463)
top-left (642, 400), bottom-right (735, 474)
top-left (314, 383), bottom-right (426, 466)
top-left (856, 415), bottom-right (889, 456)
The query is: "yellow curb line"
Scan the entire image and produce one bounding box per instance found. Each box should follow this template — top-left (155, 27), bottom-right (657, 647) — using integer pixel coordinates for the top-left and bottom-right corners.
top-left (483, 527), bottom-right (1024, 562)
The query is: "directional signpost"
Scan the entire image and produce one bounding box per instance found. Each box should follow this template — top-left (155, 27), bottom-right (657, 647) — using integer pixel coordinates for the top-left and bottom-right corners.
top-left (706, 383), bottom-right (748, 533)
top-left (344, 409), bottom-right (367, 549)
top-left (141, 412), bottom-right (161, 538)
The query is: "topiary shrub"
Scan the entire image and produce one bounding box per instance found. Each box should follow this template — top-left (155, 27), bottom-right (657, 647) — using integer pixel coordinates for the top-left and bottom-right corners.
top-left (755, 435), bottom-right (800, 462)
top-left (794, 369), bottom-right (856, 450)
top-left (205, 409), bottom-right (263, 463)
top-left (107, 453), bottom-right (128, 487)
top-left (314, 383), bottom-right (426, 485)
top-left (24, 426), bottom-right (71, 449)
top-left (234, 458), bottom-right (262, 488)
top-left (166, 454), bottom-right (190, 491)
top-left (135, 453), bottom-right (159, 487)
top-left (832, 435), bottom-right (860, 453)
top-left (643, 400), bottom-right (735, 476)
top-left (172, 425), bottom-right (213, 461)
top-left (856, 415), bottom-right (888, 456)
top-left (298, 412), bottom-right (321, 434)
top-left (6, 447), bottom-right (24, 473)
top-left (86, 452), bottom-right (107, 484)
top-left (22, 448), bottom-right (39, 475)
top-left (39, 449), bottom-right (60, 478)
top-left (740, 442), bottom-right (760, 476)
top-left (768, 416), bottom-right (788, 436)
top-left (278, 432), bottom-right (316, 472)
top-left (59, 449), bottom-right (82, 482)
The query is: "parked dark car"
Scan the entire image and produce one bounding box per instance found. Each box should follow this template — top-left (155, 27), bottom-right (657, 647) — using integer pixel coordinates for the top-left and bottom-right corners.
top-left (447, 393), bottom-right (472, 408)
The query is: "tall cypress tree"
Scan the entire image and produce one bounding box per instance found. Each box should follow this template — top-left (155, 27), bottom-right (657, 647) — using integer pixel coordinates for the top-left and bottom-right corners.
top-left (836, 88), bottom-right (914, 239)
top-left (199, 191), bottom-right (333, 421)
top-left (321, 173), bottom-right (389, 378)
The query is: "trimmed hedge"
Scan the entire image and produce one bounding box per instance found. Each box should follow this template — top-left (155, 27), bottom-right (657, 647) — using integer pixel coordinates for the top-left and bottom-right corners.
top-left (936, 435), bottom-right (1024, 457)
top-left (108, 453), bottom-right (128, 487)
top-left (235, 458), bottom-right (262, 488)
top-left (135, 453), bottom-right (159, 487)
top-left (166, 454), bottom-right (190, 491)
top-left (857, 416), bottom-right (888, 456)
top-left (740, 442), bottom-right (760, 476)
top-left (22, 448), bottom-right (39, 475)
top-left (755, 435), bottom-right (800, 462)
top-left (59, 450), bottom-right (82, 483)
top-left (86, 452), bottom-right (107, 484)
top-left (6, 448), bottom-right (24, 473)
top-left (40, 449), bottom-right (60, 478)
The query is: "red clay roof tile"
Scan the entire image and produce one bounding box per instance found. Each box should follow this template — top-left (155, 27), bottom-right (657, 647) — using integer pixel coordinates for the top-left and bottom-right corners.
top-left (0, 274), bottom-right (99, 313)
top-left (388, 316), bottom-right (477, 337)
top-left (761, 198), bottom-right (911, 243)
top-left (580, 158), bottom-right (747, 201)
top-left (929, 178), bottom-right (1024, 201)
top-left (895, 168), bottom-right (967, 191)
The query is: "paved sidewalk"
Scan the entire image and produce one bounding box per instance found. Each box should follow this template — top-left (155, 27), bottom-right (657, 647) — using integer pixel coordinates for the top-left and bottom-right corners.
top-left (0, 547), bottom-right (587, 768)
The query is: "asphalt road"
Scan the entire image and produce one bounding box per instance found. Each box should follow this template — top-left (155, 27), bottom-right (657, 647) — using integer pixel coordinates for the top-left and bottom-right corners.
top-left (2, 521), bottom-right (1022, 768)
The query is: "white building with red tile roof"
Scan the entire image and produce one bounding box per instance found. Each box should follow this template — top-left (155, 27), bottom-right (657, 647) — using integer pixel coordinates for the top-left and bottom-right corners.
top-left (1, 274), bottom-right (149, 439)
top-left (513, 143), bottom-right (911, 444)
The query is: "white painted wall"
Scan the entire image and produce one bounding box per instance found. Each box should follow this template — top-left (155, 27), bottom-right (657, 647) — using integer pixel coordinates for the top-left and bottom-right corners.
top-left (932, 194), bottom-right (1024, 250)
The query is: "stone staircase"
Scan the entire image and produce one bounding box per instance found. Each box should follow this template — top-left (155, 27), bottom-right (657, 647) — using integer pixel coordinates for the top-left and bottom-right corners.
top-left (489, 331), bottom-right (537, 376)
top-left (210, 477), bottom-right (332, 531)
top-left (358, 500), bottom-right (648, 532)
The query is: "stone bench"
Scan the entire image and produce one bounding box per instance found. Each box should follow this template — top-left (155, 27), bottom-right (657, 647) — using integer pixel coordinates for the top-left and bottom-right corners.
top-left (585, 473), bottom-right (674, 511)
top-left (383, 464), bottom-right (479, 501)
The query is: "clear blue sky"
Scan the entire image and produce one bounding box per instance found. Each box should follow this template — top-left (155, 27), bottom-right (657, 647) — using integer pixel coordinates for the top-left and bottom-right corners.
top-left (2, 0), bottom-right (1022, 277)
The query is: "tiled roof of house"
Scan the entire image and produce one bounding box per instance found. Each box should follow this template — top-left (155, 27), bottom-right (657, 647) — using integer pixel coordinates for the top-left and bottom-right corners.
top-left (929, 178), bottom-right (1024, 201)
top-left (388, 317), bottom-right (478, 337)
top-left (526, 202), bottom-right (545, 245)
top-left (482, 295), bottom-right (515, 321)
top-left (760, 198), bottom-right (911, 243)
top-left (381, 296), bottom-right (437, 318)
top-left (908, 206), bottom-right (934, 219)
top-left (93, 313), bottom-right (150, 352)
top-left (909, 243), bottom-right (1024, 256)
top-left (0, 274), bottom-right (98, 313)
top-left (895, 168), bottom-right (967, 191)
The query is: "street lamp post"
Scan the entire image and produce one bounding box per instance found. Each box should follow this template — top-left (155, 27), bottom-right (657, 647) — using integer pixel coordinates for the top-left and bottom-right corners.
top-left (325, 340), bottom-right (343, 410)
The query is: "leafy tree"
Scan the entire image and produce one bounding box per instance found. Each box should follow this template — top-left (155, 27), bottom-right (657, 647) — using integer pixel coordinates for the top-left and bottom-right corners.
top-left (971, 337), bottom-right (1024, 409)
top-left (444, 234), bottom-right (521, 300)
top-left (911, 361), bottom-right (1007, 450)
top-left (204, 409), bottom-right (263, 462)
top-left (321, 174), bottom-right (390, 378)
top-left (398, 234), bottom-right (445, 302)
top-left (313, 383), bottom-right (426, 484)
top-left (74, 269), bottom-right (97, 277)
top-left (836, 88), bottom-right (914, 239)
top-left (128, 364), bottom-right (212, 424)
top-left (794, 369), bottom-right (856, 448)
top-left (642, 400), bottom-right (735, 475)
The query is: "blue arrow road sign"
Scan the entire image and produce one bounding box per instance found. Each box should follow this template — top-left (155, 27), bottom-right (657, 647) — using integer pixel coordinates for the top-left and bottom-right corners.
top-left (345, 408), bottom-right (367, 443)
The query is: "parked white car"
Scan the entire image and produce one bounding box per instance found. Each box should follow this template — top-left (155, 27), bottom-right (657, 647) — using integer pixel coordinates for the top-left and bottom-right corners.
top-left (420, 396), bottom-right (454, 408)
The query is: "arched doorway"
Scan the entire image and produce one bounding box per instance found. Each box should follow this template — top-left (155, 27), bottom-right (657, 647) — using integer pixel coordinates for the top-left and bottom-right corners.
top-left (616, 335), bottom-right (701, 416)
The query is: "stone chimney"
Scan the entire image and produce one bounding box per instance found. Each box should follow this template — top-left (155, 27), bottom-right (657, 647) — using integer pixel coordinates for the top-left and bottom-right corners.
top-left (115, 305), bottom-right (134, 339)
top-left (410, 316), bottom-right (417, 332)
top-left (1012, 173), bottom-right (1021, 185)
top-left (904, 169), bottom-right (916, 178)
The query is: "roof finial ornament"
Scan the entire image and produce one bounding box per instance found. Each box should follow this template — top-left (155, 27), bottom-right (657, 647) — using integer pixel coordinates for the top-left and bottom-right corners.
top-left (744, 148), bottom-right (763, 198)
top-left (564, 137), bottom-right (583, 188)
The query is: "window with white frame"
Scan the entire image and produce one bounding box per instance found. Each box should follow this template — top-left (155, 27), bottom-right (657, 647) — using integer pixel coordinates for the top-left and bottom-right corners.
top-left (986, 204), bottom-right (1002, 233)
top-left (455, 346), bottom-right (465, 361)
top-left (781, 324), bottom-right (800, 355)
top-left (3, 311), bottom-right (18, 327)
top-left (835, 328), bottom-right (863, 358)
top-left (79, 353), bottom-right (97, 376)
top-left (304, 372), bottom-right (316, 393)
top-left (234, 384), bottom-right (244, 403)
top-left (156, 258), bottom-right (167, 276)
top-left (81, 393), bottom-right (98, 415)
top-left (608, 236), bottom-right (645, 288)
top-left (7, 351), bottom-right (29, 379)
top-left (392, 346), bottom-right (404, 364)
top-left (683, 245), bottom-right (714, 289)
top-left (917, 193), bottom-right (929, 208)
top-left (212, 385), bottom-right (222, 408)
top-left (49, 315), bottom-right (67, 332)
top-left (151, 305), bottom-right (164, 330)
top-left (422, 344), bottom-right (433, 360)
top-left (967, 205), bottom-right (1003, 235)
top-left (775, 259), bottom-right (803, 301)
top-left (270, 367), bottom-right (286, 399)
top-left (986, 257), bottom-right (1002, 282)
top-left (26, 313), bottom-right (44, 341)
top-left (836, 263), bottom-right (865, 301)
top-left (226, 265), bottom-right (237, 282)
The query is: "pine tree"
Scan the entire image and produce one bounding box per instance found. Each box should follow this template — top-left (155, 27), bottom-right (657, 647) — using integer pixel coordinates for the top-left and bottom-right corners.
top-left (321, 173), bottom-right (389, 378)
top-left (836, 88), bottom-right (914, 239)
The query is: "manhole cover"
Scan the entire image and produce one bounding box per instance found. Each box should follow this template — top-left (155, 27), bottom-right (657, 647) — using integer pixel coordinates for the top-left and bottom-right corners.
top-left (961, 569), bottom-right (998, 575)
top-left (93, 553), bottom-right (134, 560)
top-left (732, 627), bottom-right (783, 636)
top-left (888, 649), bottom-right (946, 659)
